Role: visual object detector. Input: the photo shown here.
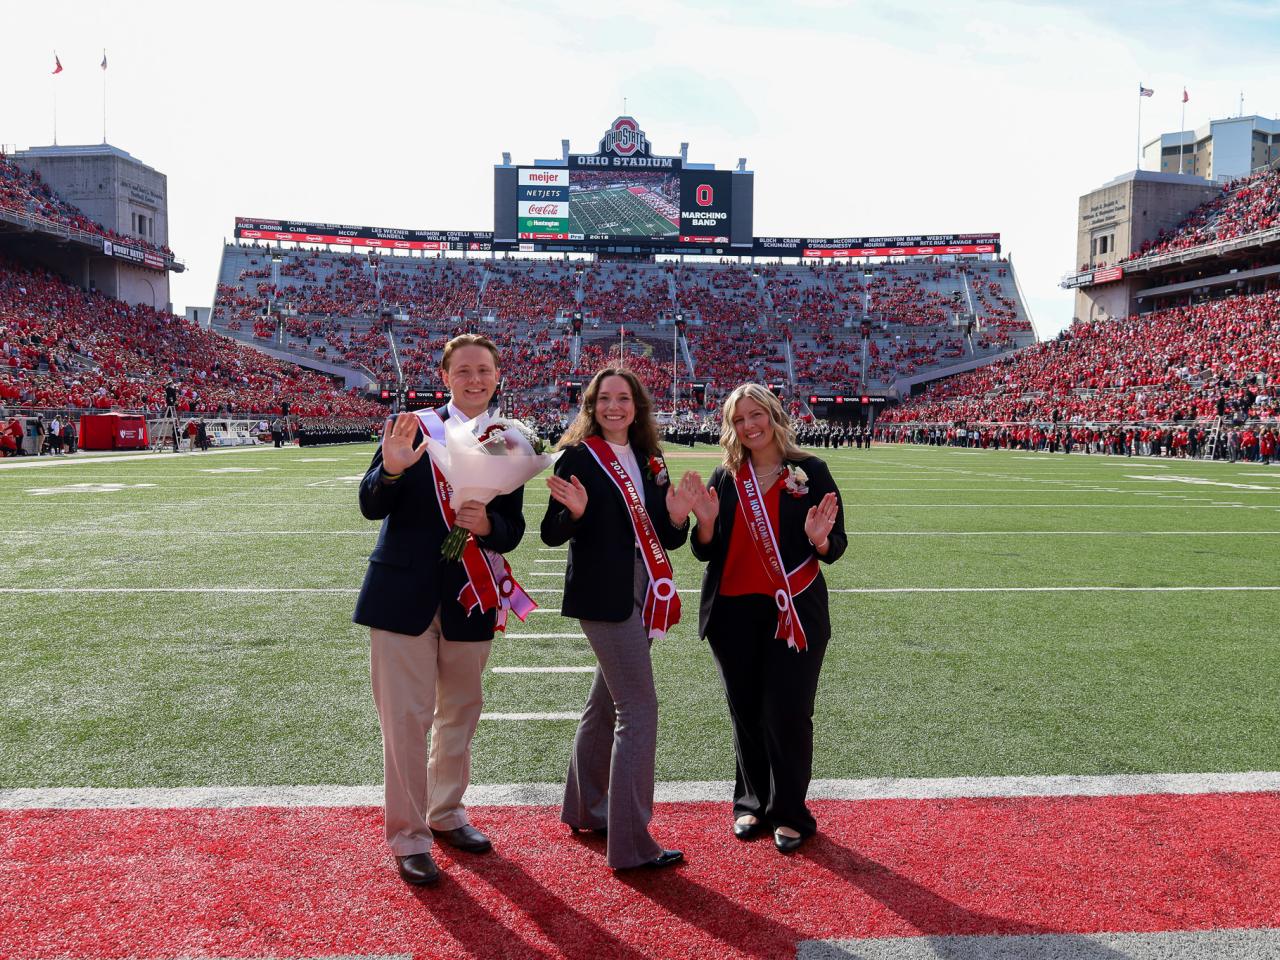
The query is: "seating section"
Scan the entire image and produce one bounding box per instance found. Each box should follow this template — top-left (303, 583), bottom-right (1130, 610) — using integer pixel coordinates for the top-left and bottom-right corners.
top-left (0, 259), bottom-right (379, 416)
top-left (0, 152), bottom-right (172, 259)
top-left (1122, 166), bottom-right (1280, 262)
top-left (881, 290), bottom-right (1280, 424)
top-left (212, 246), bottom-right (1034, 402)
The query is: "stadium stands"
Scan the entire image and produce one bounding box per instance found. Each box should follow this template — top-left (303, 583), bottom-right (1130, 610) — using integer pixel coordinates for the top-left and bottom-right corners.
top-left (0, 152), bottom-right (173, 259)
top-left (881, 290), bottom-right (1280, 425)
top-left (0, 258), bottom-right (380, 417)
top-left (1121, 166), bottom-right (1280, 262)
top-left (211, 246), bottom-right (1034, 405)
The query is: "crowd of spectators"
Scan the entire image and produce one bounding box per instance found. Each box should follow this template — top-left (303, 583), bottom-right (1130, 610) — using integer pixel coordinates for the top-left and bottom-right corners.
top-left (881, 290), bottom-right (1280, 426)
top-left (1, 258), bottom-right (381, 417)
top-left (0, 152), bottom-right (173, 259)
top-left (1122, 166), bottom-right (1280, 262)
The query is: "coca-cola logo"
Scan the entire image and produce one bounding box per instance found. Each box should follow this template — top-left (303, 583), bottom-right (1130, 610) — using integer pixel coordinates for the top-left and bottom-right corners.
top-left (527, 203), bottom-right (560, 215)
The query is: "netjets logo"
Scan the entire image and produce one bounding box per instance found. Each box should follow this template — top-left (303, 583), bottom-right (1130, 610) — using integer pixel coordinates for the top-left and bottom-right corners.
top-left (600, 116), bottom-right (650, 157)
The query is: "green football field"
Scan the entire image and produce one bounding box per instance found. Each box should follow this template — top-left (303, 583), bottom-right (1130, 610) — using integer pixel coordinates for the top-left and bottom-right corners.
top-left (569, 187), bottom-right (679, 238)
top-left (2, 443), bottom-right (1278, 791)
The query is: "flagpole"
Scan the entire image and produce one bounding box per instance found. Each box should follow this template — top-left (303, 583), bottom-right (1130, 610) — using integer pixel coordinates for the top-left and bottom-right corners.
top-left (102, 50), bottom-right (108, 144)
top-left (1179, 89), bottom-right (1186, 176)
top-left (1136, 88), bottom-right (1143, 171)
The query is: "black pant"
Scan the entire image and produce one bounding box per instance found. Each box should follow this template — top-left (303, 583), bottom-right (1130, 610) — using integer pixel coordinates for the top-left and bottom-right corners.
top-left (706, 593), bottom-right (829, 835)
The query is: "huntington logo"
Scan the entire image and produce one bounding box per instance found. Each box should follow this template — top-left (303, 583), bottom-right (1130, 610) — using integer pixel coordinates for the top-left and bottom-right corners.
top-left (599, 116), bottom-right (650, 157)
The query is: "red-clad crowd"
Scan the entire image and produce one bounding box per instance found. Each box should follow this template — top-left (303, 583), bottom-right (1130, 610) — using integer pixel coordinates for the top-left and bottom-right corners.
top-left (881, 290), bottom-right (1280, 425)
top-left (0, 152), bottom-right (173, 259)
top-left (0, 259), bottom-right (381, 417)
top-left (1123, 166), bottom-right (1280, 262)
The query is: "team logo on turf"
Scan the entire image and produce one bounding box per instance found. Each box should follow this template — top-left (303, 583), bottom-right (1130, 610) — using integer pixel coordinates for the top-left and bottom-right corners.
top-left (599, 116), bottom-right (650, 157)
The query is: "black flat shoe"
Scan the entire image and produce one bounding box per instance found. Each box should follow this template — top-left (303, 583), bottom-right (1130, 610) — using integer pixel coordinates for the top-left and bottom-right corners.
top-left (773, 829), bottom-right (805, 854)
top-left (570, 825), bottom-right (607, 837)
top-left (618, 849), bottom-right (683, 871)
top-left (395, 852), bottom-right (440, 885)
top-left (431, 824), bottom-right (492, 854)
top-left (732, 818), bottom-right (768, 841)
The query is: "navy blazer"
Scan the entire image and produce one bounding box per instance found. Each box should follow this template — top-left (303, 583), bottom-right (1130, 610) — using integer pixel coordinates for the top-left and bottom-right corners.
top-left (690, 455), bottom-right (846, 644)
top-left (352, 413), bottom-right (526, 639)
top-left (540, 442), bottom-right (689, 623)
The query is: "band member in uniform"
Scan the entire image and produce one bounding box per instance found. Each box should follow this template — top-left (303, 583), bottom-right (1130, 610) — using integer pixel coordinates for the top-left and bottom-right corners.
top-left (689, 383), bottom-right (845, 853)
top-left (542, 367), bottom-right (702, 870)
top-left (354, 333), bottom-right (526, 886)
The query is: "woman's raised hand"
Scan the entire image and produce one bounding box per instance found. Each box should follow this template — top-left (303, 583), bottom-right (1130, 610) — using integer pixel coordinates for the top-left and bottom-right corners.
top-left (547, 473), bottom-right (589, 520)
top-left (381, 412), bottom-right (427, 475)
top-left (691, 483), bottom-right (720, 528)
top-left (666, 470), bottom-right (702, 524)
top-left (803, 492), bottom-right (839, 550)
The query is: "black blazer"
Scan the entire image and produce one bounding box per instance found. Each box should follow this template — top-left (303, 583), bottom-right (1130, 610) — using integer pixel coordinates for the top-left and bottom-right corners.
top-left (540, 442), bottom-right (689, 623)
top-left (352, 413), bottom-right (526, 640)
top-left (690, 455), bottom-right (846, 644)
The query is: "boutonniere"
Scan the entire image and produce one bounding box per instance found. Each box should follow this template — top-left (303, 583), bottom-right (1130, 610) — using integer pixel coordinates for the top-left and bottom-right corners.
top-left (646, 454), bottom-right (669, 486)
top-left (782, 464), bottom-right (809, 498)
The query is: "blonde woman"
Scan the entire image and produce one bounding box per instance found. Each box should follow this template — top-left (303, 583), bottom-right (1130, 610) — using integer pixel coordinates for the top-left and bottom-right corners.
top-left (689, 383), bottom-right (845, 854)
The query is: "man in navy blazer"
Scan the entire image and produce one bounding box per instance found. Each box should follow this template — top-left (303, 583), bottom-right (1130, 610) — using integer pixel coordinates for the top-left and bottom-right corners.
top-left (353, 334), bottom-right (525, 886)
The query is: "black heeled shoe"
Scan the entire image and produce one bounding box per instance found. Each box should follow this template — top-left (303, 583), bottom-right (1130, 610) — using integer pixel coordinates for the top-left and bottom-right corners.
top-left (773, 829), bottom-right (805, 854)
top-left (616, 849), bottom-right (683, 871)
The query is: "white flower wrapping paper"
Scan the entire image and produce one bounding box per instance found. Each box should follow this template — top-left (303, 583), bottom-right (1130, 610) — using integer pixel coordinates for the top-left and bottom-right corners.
top-left (422, 414), bottom-right (561, 510)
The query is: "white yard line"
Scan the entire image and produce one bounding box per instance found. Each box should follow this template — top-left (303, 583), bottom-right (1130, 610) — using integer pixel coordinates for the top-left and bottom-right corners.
top-left (5, 771), bottom-right (1278, 810)
top-left (502, 633), bottom-right (586, 639)
top-left (478, 712), bottom-right (580, 721)
top-left (491, 666), bottom-right (594, 674)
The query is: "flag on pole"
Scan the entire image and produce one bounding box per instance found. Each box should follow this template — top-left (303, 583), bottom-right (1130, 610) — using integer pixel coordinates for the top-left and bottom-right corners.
top-left (1139, 83), bottom-right (1154, 97)
top-left (1183, 87), bottom-right (1189, 104)
top-left (101, 51), bottom-right (108, 70)
top-left (52, 54), bottom-right (63, 75)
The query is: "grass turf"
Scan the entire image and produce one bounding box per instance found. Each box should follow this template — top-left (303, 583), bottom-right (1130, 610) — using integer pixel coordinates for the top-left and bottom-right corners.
top-left (2, 443), bottom-right (1278, 789)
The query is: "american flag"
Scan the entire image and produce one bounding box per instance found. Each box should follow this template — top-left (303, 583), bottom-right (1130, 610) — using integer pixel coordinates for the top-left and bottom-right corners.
top-left (1139, 84), bottom-right (1154, 98)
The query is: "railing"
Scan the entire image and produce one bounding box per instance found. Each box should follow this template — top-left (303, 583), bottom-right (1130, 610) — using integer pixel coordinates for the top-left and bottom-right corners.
top-left (0, 205), bottom-right (184, 271)
top-left (1061, 224), bottom-right (1280, 288)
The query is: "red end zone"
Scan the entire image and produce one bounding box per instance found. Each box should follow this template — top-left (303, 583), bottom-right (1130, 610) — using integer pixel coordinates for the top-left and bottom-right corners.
top-left (3, 793), bottom-right (1279, 959)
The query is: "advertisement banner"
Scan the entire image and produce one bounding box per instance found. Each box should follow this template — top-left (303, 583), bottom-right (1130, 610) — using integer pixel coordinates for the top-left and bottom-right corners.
top-left (518, 168), bottom-right (569, 187)
top-left (678, 170), bottom-right (733, 244)
top-left (234, 217), bottom-right (494, 251)
top-left (518, 201), bottom-right (569, 219)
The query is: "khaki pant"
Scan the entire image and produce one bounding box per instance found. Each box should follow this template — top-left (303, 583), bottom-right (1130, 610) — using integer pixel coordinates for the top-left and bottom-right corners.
top-left (370, 615), bottom-right (491, 856)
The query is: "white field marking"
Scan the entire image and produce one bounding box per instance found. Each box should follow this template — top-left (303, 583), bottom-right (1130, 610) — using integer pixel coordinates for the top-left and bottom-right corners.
top-left (25, 482), bottom-right (156, 496)
top-left (0, 445), bottom-right (301, 471)
top-left (6, 770), bottom-right (1280, 810)
top-left (491, 666), bottom-right (594, 674)
top-left (534, 558), bottom-right (566, 563)
top-left (479, 712), bottom-right (580, 721)
top-left (198, 466), bottom-right (279, 474)
top-left (503, 633), bottom-right (586, 639)
top-left (527, 571), bottom-right (565, 577)
top-left (800, 930), bottom-right (1280, 959)
top-left (1127, 474), bottom-right (1277, 491)
top-left (296, 458), bottom-right (342, 462)
top-left (305, 476), bottom-right (367, 487)
top-left (537, 546), bottom-right (567, 552)
top-left (526, 608), bottom-right (560, 615)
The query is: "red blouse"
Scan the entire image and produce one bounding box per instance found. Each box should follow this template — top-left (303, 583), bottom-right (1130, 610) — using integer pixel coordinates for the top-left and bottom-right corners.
top-left (719, 478), bottom-right (783, 597)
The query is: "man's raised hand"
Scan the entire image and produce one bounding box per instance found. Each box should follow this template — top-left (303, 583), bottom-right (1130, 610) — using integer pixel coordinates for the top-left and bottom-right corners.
top-left (381, 413), bottom-right (427, 475)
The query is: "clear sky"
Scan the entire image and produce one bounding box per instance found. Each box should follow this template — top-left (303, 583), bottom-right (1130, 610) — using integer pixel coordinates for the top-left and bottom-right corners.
top-left (5, 0), bottom-right (1279, 337)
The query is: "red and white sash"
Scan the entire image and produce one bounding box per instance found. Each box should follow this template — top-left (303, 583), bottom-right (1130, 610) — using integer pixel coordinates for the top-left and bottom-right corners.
top-left (583, 435), bottom-right (680, 639)
top-left (733, 461), bottom-right (820, 651)
top-left (421, 407), bottom-right (536, 632)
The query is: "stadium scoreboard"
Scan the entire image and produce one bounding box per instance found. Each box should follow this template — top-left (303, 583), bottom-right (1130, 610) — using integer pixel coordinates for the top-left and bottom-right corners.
top-left (496, 116), bottom-right (754, 252)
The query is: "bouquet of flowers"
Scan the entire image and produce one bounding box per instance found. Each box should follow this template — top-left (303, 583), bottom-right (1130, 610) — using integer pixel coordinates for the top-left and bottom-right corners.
top-left (423, 414), bottom-right (561, 561)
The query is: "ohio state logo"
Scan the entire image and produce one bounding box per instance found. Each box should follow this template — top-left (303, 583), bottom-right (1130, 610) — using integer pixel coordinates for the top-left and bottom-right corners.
top-left (599, 116), bottom-right (650, 157)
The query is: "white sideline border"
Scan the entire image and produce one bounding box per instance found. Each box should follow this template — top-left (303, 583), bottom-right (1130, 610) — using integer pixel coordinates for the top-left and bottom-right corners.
top-left (4, 771), bottom-right (1279, 810)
